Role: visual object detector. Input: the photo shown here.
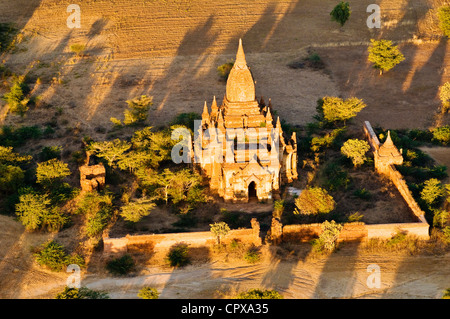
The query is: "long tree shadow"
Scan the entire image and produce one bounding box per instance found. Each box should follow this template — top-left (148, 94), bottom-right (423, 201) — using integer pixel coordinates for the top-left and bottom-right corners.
top-left (260, 242), bottom-right (314, 298)
top-left (311, 241), bottom-right (362, 299)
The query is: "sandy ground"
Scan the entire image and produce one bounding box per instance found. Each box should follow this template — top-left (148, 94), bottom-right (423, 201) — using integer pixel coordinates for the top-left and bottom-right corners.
top-left (0, 214), bottom-right (449, 299)
top-left (1, 0), bottom-right (450, 299)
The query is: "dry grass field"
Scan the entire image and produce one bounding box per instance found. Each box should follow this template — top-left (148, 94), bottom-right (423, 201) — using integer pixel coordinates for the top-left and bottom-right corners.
top-left (1, 0), bottom-right (450, 299)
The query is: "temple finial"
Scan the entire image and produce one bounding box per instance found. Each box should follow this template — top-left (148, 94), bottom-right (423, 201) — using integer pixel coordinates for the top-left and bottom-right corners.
top-left (235, 38), bottom-right (247, 68)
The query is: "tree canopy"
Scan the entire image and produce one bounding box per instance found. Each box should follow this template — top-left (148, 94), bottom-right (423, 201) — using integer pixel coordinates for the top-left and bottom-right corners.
top-left (330, 2), bottom-right (351, 27)
top-left (368, 39), bottom-right (405, 75)
top-left (318, 96), bottom-right (366, 123)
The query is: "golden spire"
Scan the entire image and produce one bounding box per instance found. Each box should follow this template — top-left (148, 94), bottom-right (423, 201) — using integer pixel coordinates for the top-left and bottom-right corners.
top-left (234, 38), bottom-right (247, 69)
top-left (202, 101), bottom-right (209, 116)
top-left (266, 106), bottom-right (273, 122)
top-left (225, 39), bottom-right (255, 103)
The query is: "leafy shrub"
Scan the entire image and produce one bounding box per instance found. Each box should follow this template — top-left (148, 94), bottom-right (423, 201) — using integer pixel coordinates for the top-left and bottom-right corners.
top-left (69, 43), bottom-right (85, 55)
top-left (347, 212), bottom-right (364, 222)
top-left (312, 220), bottom-right (343, 252)
top-left (15, 191), bottom-right (69, 231)
top-left (310, 127), bottom-right (346, 153)
top-left (34, 240), bottom-right (84, 272)
top-left (273, 200), bottom-right (285, 219)
top-left (433, 210), bottom-right (450, 228)
top-left (0, 125), bottom-right (42, 147)
top-left (2, 75), bottom-right (29, 117)
top-left (244, 246), bottom-right (261, 264)
top-left (330, 1), bottom-right (351, 26)
top-left (318, 96), bottom-right (366, 123)
top-left (50, 182), bottom-right (80, 204)
top-left (217, 60), bottom-right (234, 81)
top-left (76, 191), bottom-right (114, 238)
top-left (210, 222), bottom-right (230, 245)
top-left (106, 254), bottom-right (135, 275)
top-left (36, 158), bottom-right (71, 186)
top-left (322, 162), bottom-right (351, 191)
top-left (137, 287), bottom-right (160, 299)
top-left (120, 197), bottom-right (156, 223)
top-left (386, 231), bottom-right (407, 247)
top-left (432, 126), bottom-right (450, 145)
top-left (341, 139), bottom-right (370, 167)
top-left (439, 82), bottom-right (450, 111)
top-left (438, 6), bottom-right (450, 38)
top-left (0, 164), bottom-right (24, 193)
top-left (0, 23), bottom-right (17, 53)
top-left (166, 243), bottom-right (190, 267)
top-left (124, 95), bottom-right (153, 126)
top-left (295, 187), bottom-right (336, 215)
top-left (235, 289), bottom-right (283, 299)
top-left (368, 39), bottom-right (405, 75)
top-left (55, 286), bottom-right (109, 299)
top-left (420, 178), bottom-right (445, 207)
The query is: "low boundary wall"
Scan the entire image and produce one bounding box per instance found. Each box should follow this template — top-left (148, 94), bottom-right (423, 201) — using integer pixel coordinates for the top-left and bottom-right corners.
top-left (279, 220), bottom-right (429, 243)
top-left (103, 218), bottom-right (261, 255)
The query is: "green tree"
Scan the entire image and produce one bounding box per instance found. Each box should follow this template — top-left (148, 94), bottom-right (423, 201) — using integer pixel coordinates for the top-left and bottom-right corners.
top-left (0, 164), bottom-right (24, 192)
top-left (294, 187), bottom-right (336, 215)
top-left (313, 220), bottom-right (343, 252)
top-left (34, 240), bottom-right (84, 272)
top-left (330, 1), bottom-right (351, 27)
top-left (273, 199), bottom-right (285, 220)
top-left (36, 158), bottom-right (71, 186)
top-left (420, 178), bottom-right (445, 207)
top-left (88, 139), bottom-right (131, 167)
top-left (15, 191), bottom-right (68, 231)
top-left (122, 95), bottom-right (153, 126)
top-left (120, 197), bottom-right (156, 223)
top-left (438, 6), bottom-right (450, 38)
top-left (2, 76), bottom-right (29, 117)
top-left (341, 138), bottom-right (370, 167)
top-left (236, 289), bottom-right (283, 299)
top-left (368, 39), bottom-right (405, 75)
top-left (76, 191), bottom-right (114, 238)
top-left (210, 222), bottom-right (230, 245)
top-left (139, 168), bottom-right (204, 207)
top-left (137, 287), bottom-right (159, 299)
top-left (433, 210), bottom-right (450, 228)
top-left (0, 146), bottom-right (31, 164)
top-left (432, 125), bottom-right (450, 145)
top-left (318, 96), bottom-right (366, 123)
top-left (129, 127), bottom-right (174, 168)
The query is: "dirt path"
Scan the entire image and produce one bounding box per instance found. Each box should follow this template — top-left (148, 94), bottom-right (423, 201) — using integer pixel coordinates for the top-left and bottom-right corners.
top-left (17, 245), bottom-right (450, 299)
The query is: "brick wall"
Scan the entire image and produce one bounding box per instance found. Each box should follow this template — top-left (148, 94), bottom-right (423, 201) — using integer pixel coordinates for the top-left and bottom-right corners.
top-left (103, 218), bottom-right (261, 255)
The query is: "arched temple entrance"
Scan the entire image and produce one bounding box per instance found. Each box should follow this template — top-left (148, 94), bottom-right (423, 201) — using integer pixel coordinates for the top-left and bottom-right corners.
top-left (248, 181), bottom-right (257, 201)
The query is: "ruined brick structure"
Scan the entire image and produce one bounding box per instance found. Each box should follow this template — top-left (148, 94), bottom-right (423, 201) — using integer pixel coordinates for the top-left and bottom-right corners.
top-left (79, 152), bottom-right (106, 192)
top-left (196, 39), bottom-right (297, 202)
